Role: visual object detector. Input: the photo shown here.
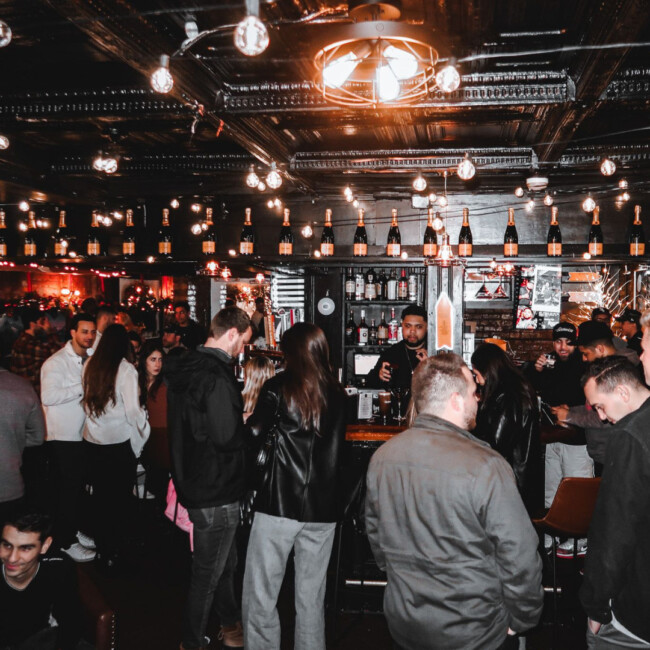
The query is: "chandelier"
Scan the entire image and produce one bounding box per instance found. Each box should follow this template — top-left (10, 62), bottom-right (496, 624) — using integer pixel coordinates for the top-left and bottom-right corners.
top-left (314, 1), bottom-right (458, 108)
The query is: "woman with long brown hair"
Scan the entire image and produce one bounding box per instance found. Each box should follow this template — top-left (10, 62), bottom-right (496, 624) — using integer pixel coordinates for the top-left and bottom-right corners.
top-left (82, 323), bottom-right (150, 569)
top-left (243, 322), bottom-right (347, 650)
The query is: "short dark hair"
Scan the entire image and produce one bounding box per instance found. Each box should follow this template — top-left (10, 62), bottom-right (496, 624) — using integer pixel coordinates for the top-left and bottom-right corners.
top-left (20, 306), bottom-right (42, 330)
top-left (3, 511), bottom-right (53, 542)
top-left (96, 305), bottom-right (116, 318)
top-left (210, 306), bottom-right (251, 339)
top-left (401, 304), bottom-right (427, 321)
top-left (81, 298), bottom-right (98, 316)
top-left (174, 300), bottom-right (190, 312)
top-left (581, 355), bottom-right (644, 392)
top-left (70, 313), bottom-right (96, 332)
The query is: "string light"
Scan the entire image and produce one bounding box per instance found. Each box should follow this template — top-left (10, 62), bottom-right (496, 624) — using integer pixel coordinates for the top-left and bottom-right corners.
top-left (412, 174), bottom-right (427, 192)
top-left (582, 195), bottom-right (596, 212)
top-left (233, 11), bottom-right (269, 57)
top-left (266, 162), bottom-right (282, 189)
top-left (0, 135), bottom-right (9, 150)
top-left (191, 203), bottom-right (202, 213)
top-left (191, 223), bottom-right (202, 235)
top-left (526, 198), bottom-right (535, 212)
top-left (0, 20), bottom-right (12, 48)
top-left (600, 157), bottom-right (616, 176)
top-left (257, 181), bottom-right (266, 192)
top-left (245, 165), bottom-right (260, 188)
top-left (428, 192), bottom-right (437, 203)
top-left (18, 201), bottom-right (29, 212)
top-left (438, 195), bottom-right (448, 208)
top-left (457, 154), bottom-right (476, 180)
top-left (618, 179), bottom-right (628, 189)
top-left (170, 198), bottom-right (180, 209)
top-left (435, 64), bottom-right (461, 93)
top-left (543, 193), bottom-right (554, 206)
top-left (151, 54), bottom-right (174, 93)
top-left (514, 187), bottom-right (525, 198)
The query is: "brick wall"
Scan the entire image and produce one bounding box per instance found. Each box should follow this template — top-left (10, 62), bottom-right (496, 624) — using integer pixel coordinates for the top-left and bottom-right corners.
top-left (465, 308), bottom-right (554, 363)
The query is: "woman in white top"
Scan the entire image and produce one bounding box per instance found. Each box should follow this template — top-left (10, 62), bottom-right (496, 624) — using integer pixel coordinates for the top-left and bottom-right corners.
top-left (82, 323), bottom-right (150, 568)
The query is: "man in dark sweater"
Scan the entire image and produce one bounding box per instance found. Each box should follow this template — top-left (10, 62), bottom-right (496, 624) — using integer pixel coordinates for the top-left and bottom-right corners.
top-left (0, 512), bottom-right (82, 650)
top-left (580, 356), bottom-right (650, 648)
top-left (174, 301), bottom-right (207, 351)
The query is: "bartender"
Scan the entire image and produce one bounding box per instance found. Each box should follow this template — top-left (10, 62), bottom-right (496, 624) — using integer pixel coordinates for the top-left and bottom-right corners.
top-left (367, 305), bottom-right (428, 390)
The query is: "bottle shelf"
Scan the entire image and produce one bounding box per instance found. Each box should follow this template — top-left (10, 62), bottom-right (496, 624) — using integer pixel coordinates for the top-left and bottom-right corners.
top-left (345, 300), bottom-right (417, 306)
top-left (344, 344), bottom-right (395, 350)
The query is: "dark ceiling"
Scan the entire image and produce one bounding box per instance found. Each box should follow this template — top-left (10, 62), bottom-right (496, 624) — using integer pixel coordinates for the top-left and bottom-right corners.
top-left (0, 0), bottom-right (649, 210)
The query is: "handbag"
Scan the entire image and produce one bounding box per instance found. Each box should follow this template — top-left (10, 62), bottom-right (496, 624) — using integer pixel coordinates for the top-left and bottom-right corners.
top-left (254, 423), bottom-right (279, 491)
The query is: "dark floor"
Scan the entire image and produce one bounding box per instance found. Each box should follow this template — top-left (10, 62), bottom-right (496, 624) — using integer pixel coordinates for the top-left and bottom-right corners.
top-left (81, 499), bottom-right (588, 650)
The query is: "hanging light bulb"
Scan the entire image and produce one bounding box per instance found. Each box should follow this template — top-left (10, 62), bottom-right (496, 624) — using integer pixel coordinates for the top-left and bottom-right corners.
top-left (191, 223), bottom-right (202, 235)
top-left (273, 198), bottom-right (282, 208)
top-left (170, 198), bottom-right (180, 209)
top-left (526, 198), bottom-right (535, 212)
top-left (324, 52), bottom-right (361, 89)
top-left (102, 156), bottom-right (118, 174)
top-left (0, 135), bottom-right (9, 150)
top-left (346, 193), bottom-right (354, 203)
top-left (435, 64), bottom-right (461, 93)
top-left (257, 181), bottom-right (266, 191)
top-left (301, 225), bottom-right (314, 239)
top-left (432, 213), bottom-right (444, 231)
top-left (457, 154), bottom-right (475, 181)
top-left (583, 252), bottom-right (592, 260)
top-left (489, 258), bottom-right (498, 271)
top-left (201, 221), bottom-right (208, 231)
top-left (343, 185), bottom-right (353, 197)
top-left (151, 54), bottom-right (174, 93)
top-left (384, 45), bottom-right (419, 80)
top-left (618, 179), bottom-right (628, 189)
top-left (228, 249), bottom-right (237, 257)
top-left (352, 199), bottom-right (359, 208)
top-left (514, 187), bottom-right (525, 198)
top-left (400, 251), bottom-right (409, 260)
top-left (266, 162), bottom-right (282, 189)
top-left (435, 233), bottom-right (455, 267)
top-left (191, 203), bottom-right (202, 213)
top-left (376, 64), bottom-right (401, 102)
top-left (18, 201), bottom-right (29, 212)
top-left (256, 273), bottom-right (265, 283)
top-left (600, 157), bottom-right (616, 176)
top-left (620, 191), bottom-right (631, 202)
top-left (412, 174), bottom-right (427, 192)
top-left (582, 195), bottom-right (596, 212)
top-left (543, 193), bottom-right (554, 206)
top-left (221, 266), bottom-right (232, 279)
top-left (18, 222), bottom-right (27, 232)
top-left (0, 20), bottom-right (12, 48)
top-left (234, 7), bottom-right (269, 57)
top-left (245, 165), bottom-right (260, 188)
top-left (438, 195), bottom-right (448, 208)
top-left (428, 192), bottom-right (437, 203)
top-left (92, 153), bottom-right (105, 172)
top-left (266, 199), bottom-right (274, 208)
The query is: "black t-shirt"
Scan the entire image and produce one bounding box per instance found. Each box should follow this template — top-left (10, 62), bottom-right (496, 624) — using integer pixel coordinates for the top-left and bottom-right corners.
top-left (366, 340), bottom-right (423, 390)
top-left (0, 555), bottom-right (82, 649)
top-left (177, 320), bottom-right (207, 350)
top-left (628, 330), bottom-right (643, 356)
top-left (525, 350), bottom-right (587, 407)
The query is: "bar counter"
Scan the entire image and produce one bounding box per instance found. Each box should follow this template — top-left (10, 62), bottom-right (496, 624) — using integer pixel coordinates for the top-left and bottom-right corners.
top-left (345, 423), bottom-right (406, 442)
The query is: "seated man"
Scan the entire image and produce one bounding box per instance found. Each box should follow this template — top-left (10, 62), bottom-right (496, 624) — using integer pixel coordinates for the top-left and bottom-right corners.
top-left (0, 512), bottom-right (83, 650)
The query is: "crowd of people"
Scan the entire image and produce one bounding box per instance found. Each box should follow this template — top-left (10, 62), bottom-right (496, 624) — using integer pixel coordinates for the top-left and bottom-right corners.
top-left (1, 296), bottom-right (650, 650)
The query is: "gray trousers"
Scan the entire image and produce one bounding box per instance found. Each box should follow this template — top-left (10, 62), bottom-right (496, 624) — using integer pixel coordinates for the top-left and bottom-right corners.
top-left (545, 442), bottom-right (593, 507)
top-left (242, 512), bottom-right (336, 650)
top-left (587, 622), bottom-right (650, 649)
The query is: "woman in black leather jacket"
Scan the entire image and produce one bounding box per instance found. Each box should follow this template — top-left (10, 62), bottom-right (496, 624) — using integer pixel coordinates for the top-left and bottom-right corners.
top-left (243, 322), bottom-right (346, 650)
top-left (471, 343), bottom-right (543, 515)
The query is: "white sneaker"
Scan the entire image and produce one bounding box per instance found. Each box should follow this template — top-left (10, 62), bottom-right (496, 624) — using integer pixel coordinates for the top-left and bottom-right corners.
top-left (61, 542), bottom-right (96, 563)
top-left (556, 537), bottom-right (587, 558)
top-left (76, 531), bottom-right (96, 550)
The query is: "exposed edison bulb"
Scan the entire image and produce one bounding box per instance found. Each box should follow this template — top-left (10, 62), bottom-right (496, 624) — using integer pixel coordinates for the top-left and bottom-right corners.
top-left (457, 155), bottom-right (475, 181)
top-left (435, 64), bottom-right (461, 93)
top-left (490, 258), bottom-right (498, 271)
top-left (256, 273), bottom-right (265, 283)
top-left (103, 217), bottom-right (113, 227)
top-left (620, 191), bottom-right (631, 202)
top-left (384, 44), bottom-right (418, 80)
top-left (343, 185), bottom-right (353, 197)
top-left (273, 198), bottom-right (282, 208)
top-left (151, 55), bottom-right (174, 93)
top-left (112, 211), bottom-right (124, 220)
top-left (323, 52), bottom-right (361, 89)
top-left (205, 260), bottom-right (219, 273)
top-left (428, 192), bottom-right (437, 203)
top-left (266, 199), bottom-right (274, 209)
top-left (583, 252), bottom-right (592, 260)
top-left (266, 162), bottom-right (282, 189)
top-left (514, 186), bottom-right (525, 198)
top-left (352, 199), bottom-right (359, 208)
top-left (0, 20), bottom-right (12, 48)
top-left (18, 200), bottom-right (29, 212)
top-left (526, 199), bottom-right (535, 212)
top-left (600, 158), bottom-right (616, 176)
top-left (201, 222), bottom-right (208, 231)
top-left (543, 193), bottom-right (554, 206)
top-left (400, 251), bottom-right (409, 260)
top-left (438, 194), bottom-right (448, 208)
top-left (18, 222), bottom-right (27, 232)
top-left (170, 198), bottom-right (180, 209)
top-left (346, 193), bottom-right (354, 203)
top-left (191, 223), bottom-right (202, 235)
top-left (234, 15), bottom-right (269, 56)
top-left (0, 135), bottom-right (9, 150)
top-left (412, 174), bottom-right (427, 192)
top-left (245, 166), bottom-right (260, 188)
top-left (301, 225), bottom-right (314, 239)
top-left (191, 203), bottom-right (202, 213)
top-left (619, 178), bottom-right (628, 190)
top-left (376, 64), bottom-right (401, 102)
top-left (432, 214), bottom-right (444, 231)
top-left (36, 219), bottom-right (43, 228)
top-left (257, 181), bottom-right (266, 191)
top-left (221, 266), bottom-right (232, 279)
top-left (102, 157), bottom-right (118, 174)
top-left (147, 255), bottom-right (155, 263)
top-left (313, 249), bottom-right (322, 258)
top-left (582, 195), bottom-right (596, 212)
top-left (92, 154), bottom-right (105, 172)
top-left (228, 249), bottom-right (237, 257)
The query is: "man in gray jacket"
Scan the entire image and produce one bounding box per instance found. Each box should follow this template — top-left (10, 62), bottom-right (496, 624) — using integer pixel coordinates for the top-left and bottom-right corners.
top-left (366, 353), bottom-right (543, 650)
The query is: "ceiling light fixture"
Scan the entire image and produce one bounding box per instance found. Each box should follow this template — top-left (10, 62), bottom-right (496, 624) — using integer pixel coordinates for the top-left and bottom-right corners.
top-left (438, 195), bottom-right (448, 208)
top-left (543, 193), bottom-right (554, 206)
top-left (435, 63), bottom-right (461, 93)
top-left (151, 54), bottom-right (174, 94)
top-left (0, 135), bottom-right (9, 150)
top-left (170, 198), bottom-right (180, 209)
top-left (191, 223), bottom-right (202, 235)
top-left (102, 156), bottom-right (118, 174)
top-left (514, 187), bottom-right (525, 198)
top-left (257, 180), bottom-right (266, 192)
top-left (18, 201), bottom-right (29, 212)
top-left (457, 153), bottom-right (475, 181)
top-left (582, 194), bottom-right (596, 213)
top-left (191, 203), bottom-right (202, 213)
top-left (234, 0), bottom-right (269, 57)
top-left (428, 192), bottom-right (437, 204)
top-left (0, 20), bottom-right (12, 48)
top-left (618, 178), bottom-right (628, 189)
top-left (600, 157), bottom-right (616, 176)
top-left (412, 174), bottom-right (427, 192)
top-left (266, 162), bottom-right (282, 189)
top-left (245, 165), bottom-right (260, 188)
top-left (92, 152), bottom-right (105, 172)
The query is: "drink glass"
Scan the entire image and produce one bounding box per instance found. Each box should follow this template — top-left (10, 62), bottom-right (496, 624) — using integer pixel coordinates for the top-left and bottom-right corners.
top-left (391, 387), bottom-right (410, 423)
top-left (378, 391), bottom-right (392, 425)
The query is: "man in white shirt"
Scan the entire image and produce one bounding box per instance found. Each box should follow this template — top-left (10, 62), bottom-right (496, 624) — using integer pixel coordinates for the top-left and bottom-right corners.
top-left (89, 305), bottom-right (115, 354)
top-left (40, 313), bottom-right (97, 563)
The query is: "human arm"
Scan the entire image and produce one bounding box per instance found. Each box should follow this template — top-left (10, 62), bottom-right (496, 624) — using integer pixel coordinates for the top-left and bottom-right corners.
top-left (40, 356), bottom-right (83, 406)
top-left (245, 380), bottom-right (279, 447)
top-left (364, 455), bottom-right (386, 571)
top-left (24, 389), bottom-right (45, 447)
top-left (563, 404), bottom-right (606, 429)
top-left (119, 363), bottom-right (150, 452)
top-left (365, 351), bottom-right (391, 388)
top-left (204, 373), bottom-right (247, 449)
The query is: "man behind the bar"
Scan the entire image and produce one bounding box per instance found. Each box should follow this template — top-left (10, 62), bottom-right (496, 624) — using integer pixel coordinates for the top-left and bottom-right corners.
top-left (366, 304), bottom-right (428, 390)
top-left (365, 354), bottom-right (543, 650)
top-left (616, 307), bottom-right (643, 356)
top-left (174, 300), bottom-right (207, 351)
top-left (166, 306), bottom-right (252, 650)
top-left (580, 355), bottom-right (650, 649)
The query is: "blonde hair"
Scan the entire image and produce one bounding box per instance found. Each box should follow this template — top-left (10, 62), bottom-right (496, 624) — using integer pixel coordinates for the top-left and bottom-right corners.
top-left (640, 309), bottom-right (650, 330)
top-left (242, 356), bottom-right (275, 413)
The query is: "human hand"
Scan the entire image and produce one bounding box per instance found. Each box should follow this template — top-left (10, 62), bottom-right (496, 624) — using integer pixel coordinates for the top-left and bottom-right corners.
top-left (507, 628), bottom-right (516, 636)
top-left (588, 618), bottom-right (601, 634)
top-left (379, 361), bottom-right (392, 383)
top-left (534, 354), bottom-right (547, 372)
top-left (551, 404), bottom-right (569, 424)
top-left (415, 349), bottom-right (428, 362)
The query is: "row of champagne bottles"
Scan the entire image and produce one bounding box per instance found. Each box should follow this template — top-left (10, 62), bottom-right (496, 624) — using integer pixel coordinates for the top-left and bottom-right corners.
top-left (344, 267), bottom-right (420, 302)
top-left (1, 202), bottom-right (645, 260)
top-left (345, 307), bottom-right (403, 347)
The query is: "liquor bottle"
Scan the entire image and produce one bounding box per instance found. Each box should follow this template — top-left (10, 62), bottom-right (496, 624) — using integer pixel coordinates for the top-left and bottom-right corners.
top-left (423, 208), bottom-right (437, 258)
top-left (24, 210), bottom-right (38, 257)
top-left (202, 207), bottom-right (216, 256)
top-left (630, 205), bottom-right (645, 257)
top-left (357, 310), bottom-right (369, 346)
top-left (345, 309), bottom-right (357, 346)
top-left (345, 267), bottom-right (355, 300)
top-left (368, 318), bottom-right (378, 345)
top-left (503, 207), bottom-right (519, 257)
top-left (239, 207), bottom-right (255, 255)
top-left (386, 208), bottom-right (401, 257)
top-left (54, 210), bottom-right (69, 258)
top-left (354, 270), bottom-right (365, 301)
top-left (122, 208), bottom-right (136, 258)
top-left (365, 268), bottom-right (377, 300)
top-left (458, 207), bottom-right (473, 257)
top-left (388, 307), bottom-right (399, 342)
top-left (87, 211), bottom-right (101, 256)
top-left (408, 269), bottom-right (418, 302)
top-left (377, 312), bottom-right (389, 345)
top-left (278, 208), bottom-right (293, 256)
top-left (376, 269), bottom-right (387, 300)
top-left (0, 210), bottom-right (7, 258)
top-left (547, 206), bottom-right (562, 257)
top-left (588, 206), bottom-right (603, 257)
top-left (158, 208), bottom-right (173, 258)
top-left (387, 269), bottom-right (398, 300)
top-left (397, 268), bottom-right (408, 300)
top-left (320, 208), bottom-right (334, 256)
top-left (353, 208), bottom-right (368, 257)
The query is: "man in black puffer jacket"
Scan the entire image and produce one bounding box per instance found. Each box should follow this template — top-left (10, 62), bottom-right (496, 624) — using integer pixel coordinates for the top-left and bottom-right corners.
top-left (166, 307), bottom-right (252, 650)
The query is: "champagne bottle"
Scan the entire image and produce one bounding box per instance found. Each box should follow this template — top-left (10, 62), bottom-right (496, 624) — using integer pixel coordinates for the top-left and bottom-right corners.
top-left (158, 208), bottom-right (173, 258)
top-left (202, 207), bottom-right (216, 255)
top-left (0, 210), bottom-right (7, 257)
top-left (503, 207), bottom-right (519, 257)
top-left (353, 209), bottom-right (368, 257)
top-left (423, 208), bottom-right (437, 257)
top-left (320, 208), bottom-right (334, 256)
top-left (54, 210), bottom-right (69, 258)
top-left (386, 208), bottom-right (401, 257)
top-left (278, 208), bottom-right (293, 256)
top-left (588, 206), bottom-right (603, 257)
top-left (24, 211), bottom-right (38, 257)
top-left (345, 308), bottom-right (357, 345)
top-left (630, 205), bottom-right (645, 257)
top-left (458, 207), bottom-right (473, 257)
top-left (87, 211), bottom-right (101, 256)
top-left (239, 207), bottom-right (255, 255)
top-left (547, 206), bottom-right (562, 257)
top-left (357, 309), bottom-right (369, 346)
top-left (122, 208), bottom-right (136, 258)
top-left (377, 312), bottom-right (389, 345)
top-left (345, 267), bottom-right (355, 300)
top-left (397, 269), bottom-right (408, 300)
top-left (368, 318), bottom-right (378, 345)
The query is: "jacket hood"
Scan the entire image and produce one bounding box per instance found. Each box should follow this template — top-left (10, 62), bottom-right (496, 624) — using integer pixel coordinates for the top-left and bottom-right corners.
top-left (164, 348), bottom-right (221, 393)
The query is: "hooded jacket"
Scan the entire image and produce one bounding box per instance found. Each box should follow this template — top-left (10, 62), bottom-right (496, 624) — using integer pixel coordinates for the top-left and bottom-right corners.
top-left (165, 346), bottom-right (247, 509)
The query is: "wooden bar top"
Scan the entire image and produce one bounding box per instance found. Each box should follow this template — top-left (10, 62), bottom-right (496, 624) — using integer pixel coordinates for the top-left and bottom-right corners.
top-left (346, 422), bottom-right (407, 442)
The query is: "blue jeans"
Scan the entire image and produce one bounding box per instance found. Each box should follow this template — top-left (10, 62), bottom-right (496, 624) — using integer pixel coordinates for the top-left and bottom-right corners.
top-left (182, 501), bottom-right (241, 649)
